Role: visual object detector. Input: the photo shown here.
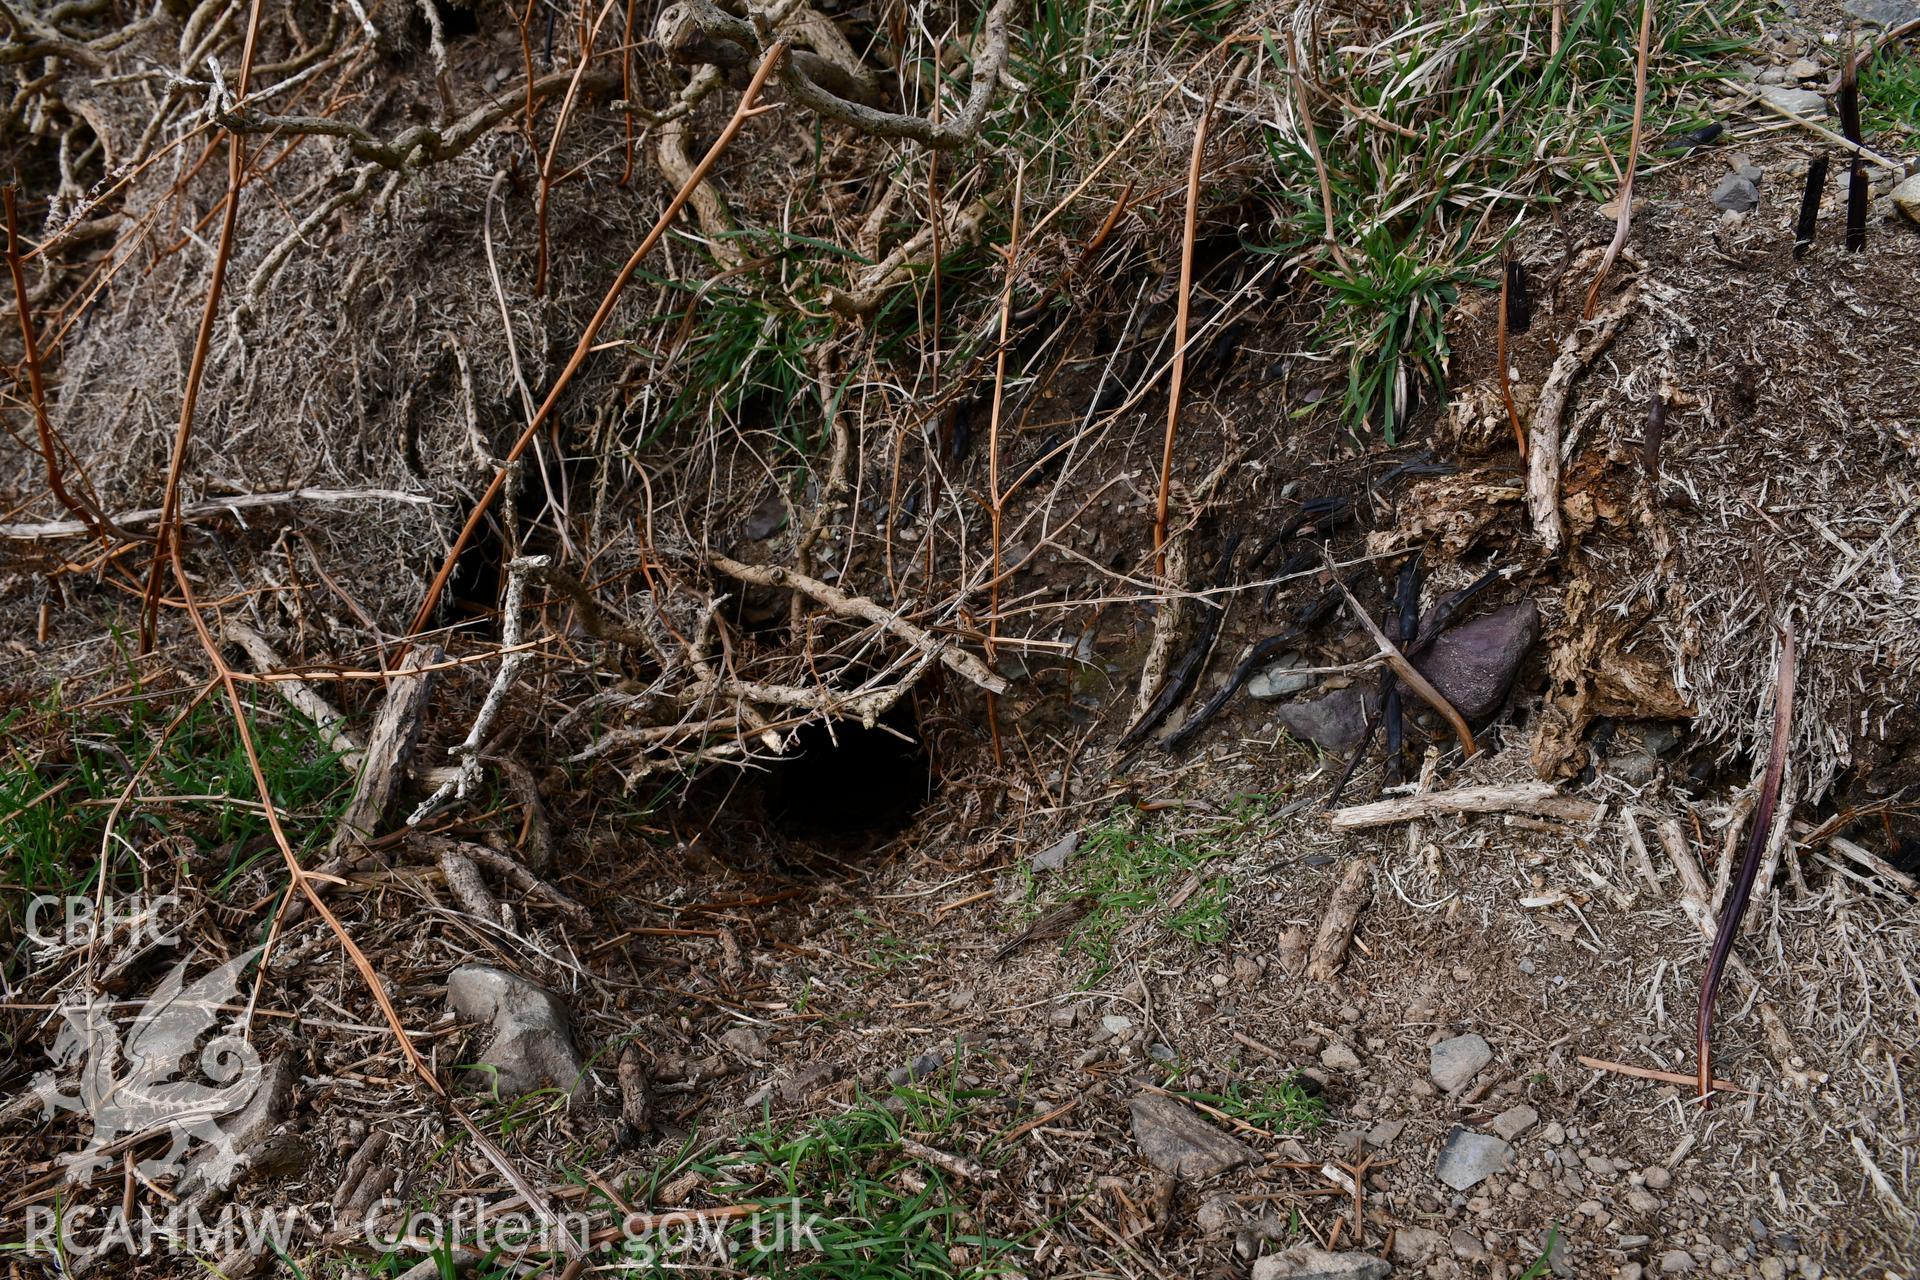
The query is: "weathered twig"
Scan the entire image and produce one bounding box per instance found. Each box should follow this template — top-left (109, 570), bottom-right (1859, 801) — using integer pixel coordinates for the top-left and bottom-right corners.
top-left (1307, 857), bottom-right (1373, 981)
top-left (1329, 576), bottom-right (1476, 758)
top-left (1583, 0), bottom-right (1652, 317)
top-left (709, 553), bottom-right (1006, 696)
top-left (1526, 284), bottom-right (1638, 554)
top-left (0, 487), bottom-right (432, 541)
top-left (1330, 782), bottom-right (1599, 831)
top-left (409, 556), bottom-right (549, 826)
top-left (223, 620), bottom-right (363, 764)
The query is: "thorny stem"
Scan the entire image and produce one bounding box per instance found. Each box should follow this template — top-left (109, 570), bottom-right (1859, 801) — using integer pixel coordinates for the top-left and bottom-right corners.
top-left (1696, 626), bottom-right (1796, 1103)
top-left (407, 40), bottom-right (791, 637)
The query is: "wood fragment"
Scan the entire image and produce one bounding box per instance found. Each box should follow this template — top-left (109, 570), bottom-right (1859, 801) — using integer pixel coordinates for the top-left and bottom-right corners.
top-left (1330, 782), bottom-right (1600, 831)
top-left (224, 620), bottom-right (363, 767)
top-left (617, 1043), bottom-right (652, 1139)
top-left (1329, 577), bottom-right (1476, 758)
top-left (1527, 286), bottom-right (1638, 554)
top-left (901, 1138), bottom-right (994, 1183)
top-left (1307, 858), bottom-right (1374, 981)
top-left (328, 645), bottom-right (442, 864)
top-left (437, 841), bottom-right (509, 928)
top-left (1793, 821), bottom-right (1918, 897)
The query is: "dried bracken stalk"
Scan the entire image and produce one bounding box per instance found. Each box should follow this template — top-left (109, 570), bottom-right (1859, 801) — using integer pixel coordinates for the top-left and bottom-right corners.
top-left (1153, 81), bottom-right (1217, 574)
top-left (1793, 155), bottom-right (1829, 258)
top-left (1496, 259), bottom-right (1526, 460)
top-left (1696, 625), bottom-right (1796, 1103)
top-left (408, 41), bottom-right (791, 636)
top-left (1839, 56), bottom-right (1867, 253)
top-left (1583, 0), bottom-right (1653, 317)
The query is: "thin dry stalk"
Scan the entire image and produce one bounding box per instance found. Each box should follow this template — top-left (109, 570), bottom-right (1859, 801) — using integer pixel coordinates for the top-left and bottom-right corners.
top-left (535, 0), bottom-right (618, 295)
top-left (1153, 80), bottom-right (1217, 576)
top-left (1583, 0), bottom-right (1652, 318)
top-left (1495, 258), bottom-right (1526, 460)
top-left (4, 185), bottom-right (109, 541)
top-left (1330, 576), bottom-right (1476, 758)
top-left (139, 0), bottom-right (269, 653)
top-left (983, 162), bottom-right (1024, 765)
top-left (408, 41), bottom-right (791, 636)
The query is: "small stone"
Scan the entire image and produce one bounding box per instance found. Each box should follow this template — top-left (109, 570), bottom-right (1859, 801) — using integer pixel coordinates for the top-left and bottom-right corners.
top-left (1728, 152), bottom-right (1764, 182)
top-left (1102, 1014), bottom-right (1134, 1038)
top-left (1618, 1266), bottom-right (1644, 1280)
top-left (1451, 1229), bottom-right (1488, 1260)
top-left (1892, 173), bottom-right (1920, 224)
top-left (1542, 1122), bottom-right (1567, 1145)
top-left (1713, 175), bottom-right (1760, 212)
top-left (1660, 1250), bottom-right (1697, 1274)
top-left (1435, 1126), bottom-right (1510, 1191)
top-left (1757, 85), bottom-right (1826, 117)
top-left (1031, 833), bottom-right (1079, 872)
top-left (1413, 602), bottom-right (1538, 721)
top-left (1367, 1117), bottom-right (1407, 1148)
top-left (1321, 1042), bottom-right (1363, 1072)
top-left (1643, 1165), bottom-right (1673, 1189)
top-left (1250, 1245), bottom-right (1392, 1280)
top-left (1490, 1105), bottom-right (1538, 1141)
top-left (1844, 0), bottom-right (1920, 26)
top-left (1786, 58), bottom-right (1820, 78)
top-left (1429, 1033), bottom-right (1494, 1093)
top-left (1276, 687), bottom-right (1372, 752)
top-left (446, 965), bottom-right (587, 1097)
top-left (1627, 1190), bottom-right (1661, 1213)
top-left (1641, 720), bottom-right (1688, 756)
top-left (1129, 1092), bottom-right (1258, 1179)
top-left (1584, 1154), bottom-right (1617, 1176)
top-left (1759, 1260), bottom-right (1787, 1280)
top-left (887, 1050), bottom-right (947, 1085)
top-left (1392, 1227), bottom-right (1443, 1264)
top-left (1197, 1196), bottom-right (1236, 1235)
top-left (1249, 651), bottom-right (1316, 699)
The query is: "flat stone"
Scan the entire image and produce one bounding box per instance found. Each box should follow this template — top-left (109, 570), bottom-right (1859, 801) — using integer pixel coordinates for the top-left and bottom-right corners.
top-left (1251, 1245), bottom-right (1392, 1280)
top-left (1490, 1104), bottom-right (1539, 1141)
top-left (1249, 651), bottom-right (1316, 699)
top-left (1757, 86), bottom-right (1826, 118)
top-left (1275, 687), bottom-right (1371, 752)
top-left (1786, 58), bottom-right (1821, 79)
top-left (1660, 1249), bottom-right (1697, 1273)
top-left (1392, 1227), bottom-right (1443, 1264)
top-left (1321, 1042), bottom-right (1362, 1072)
top-left (1713, 175), bottom-right (1760, 212)
top-left (446, 965), bottom-right (587, 1097)
top-left (1413, 601), bottom-right (1538, 721)
top-left (1844, 0), bottom-right (1920, 26)
top-left (1031, 832), bottom-right (1079, 872)
top-left (1102, 1014), bottom-right (1135, 1038)
top-left (1451, 1229), bottom-right (1489, 1260)
top-left (1367, 1117), bottom-right (1407, 1147)
top-left (1129, 1092), bottom-right (1258, 1179)
top-left (1435, 1125), bottom-right (1510, 1191)
top-left (1728, 152), bottom-right (1764, 182)
top-left (887, 1050), bottom-right (947, 1086)
top-left (1429, 1033), bottom-right (1494, 1092)
top-left (1892, 173), bottom-right (1920, 224)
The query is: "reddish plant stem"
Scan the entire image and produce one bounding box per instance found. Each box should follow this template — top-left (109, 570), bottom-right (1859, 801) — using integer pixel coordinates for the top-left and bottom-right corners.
top-left (408, 41), bottom-right (791, 638)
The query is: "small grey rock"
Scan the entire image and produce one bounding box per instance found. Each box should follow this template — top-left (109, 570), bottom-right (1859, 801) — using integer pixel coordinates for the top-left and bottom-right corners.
top-left (1659, 1249), bottom-right (1697, 1273)
top-left (1249, 651), bottom-right (1315, 699)
top-left (742, 493), bottom-right (789, 540)
top-left (1452, 1229), bottom-right (1489, 1260)
top-left (1102, 1014), bottom-right (1135, 1039)
top-left (1757, 86), bottom-right (1826, 118)
top-left (1729, 152), bottom-right (1764, 182)
top-left (1275, 687), bottom-right (1372, 752)
top-left (1490, 1104), bottom-right (1539, 1141)
top-left (1413, 601), bottom-right (1538, 721)
top-left (1642, 1164), bottom-right (1673, 1189)
top-left (1391, 1227), bottom-right (1443, 1264)
top-left (1892, 173), bottom-right (1920, 224)
top-left (1435, 1125), bottom-right (1510, 1191)
top-left (1321, 1042), bottom-right (1362, 1072)
top-left (1129, 1092), bottom-right (1258, 1179)
top-left (446, 965), bottom-right (586, 1097)
top-left (1367, 1117), bottom-right (1407, 1148)
top-left (1844, 0), bottom-right (1920, 26)
top-left (1031, 832), bottom-right (1079, 873)
top-left (1641, 720), bottom-right (1688, 756)
top-left (1713, 175), bottom-right (1760, 212)
top-left (1429, 1033), bottom-right (1494, 1093)
top-left (1251, 1244), bottom-right (1392, 1280)
top-left (887, 1050), bottom-right (947, 1086)
top-left (1786, 58), bottom-right (1820, 79)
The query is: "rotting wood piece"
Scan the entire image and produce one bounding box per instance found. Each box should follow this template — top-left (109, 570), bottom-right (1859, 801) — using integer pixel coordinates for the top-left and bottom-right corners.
top-left (1307, 857), bottom-right (1374, 981)
top-left (328, 644), bottom-right (442, 864)
top-left (1331, 782), bottom-right (1600, 831)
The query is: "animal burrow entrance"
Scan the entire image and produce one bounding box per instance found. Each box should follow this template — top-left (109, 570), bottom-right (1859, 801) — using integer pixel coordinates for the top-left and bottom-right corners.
top-left (760, 701), bottom-right (936, 846)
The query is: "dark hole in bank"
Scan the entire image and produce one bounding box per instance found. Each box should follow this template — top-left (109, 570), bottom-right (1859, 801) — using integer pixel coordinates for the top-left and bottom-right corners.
top-left (762, 701), bottom-right (934, 842)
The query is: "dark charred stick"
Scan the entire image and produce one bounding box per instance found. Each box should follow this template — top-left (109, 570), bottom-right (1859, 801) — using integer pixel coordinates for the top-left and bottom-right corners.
top-left (1247, 496), bottom-right (1355, 572)
top-left (1504, 261), bottom-right (1532, 334)
top-left (1161, 574), bottom-right (1357, 754)
top-left (1382, 555), bottom-right (1422, 785)
top-left (1696, 627), bottom-right (1796, 1102)
top-left (1120, 535), bottom-right (1242, 749)
top-left (1641, 394), bottom-right (1668, 480)
top-left (1326, 567), bottom-right (1502, 806)
top-left (1840, 61), bottom-right (1866, 252)
top-left (1794, 155), bottom-right (1829, 258)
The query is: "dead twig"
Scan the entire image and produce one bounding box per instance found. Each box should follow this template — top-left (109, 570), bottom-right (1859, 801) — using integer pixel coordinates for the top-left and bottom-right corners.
top-left (1583, 0), bottom-right (1652, 317)
top-left (1330, 782), bottom-right (1599, 831)
top-left (1307, 857), bottom-right (1373, 981)
top-left (1153, 77), bottom-right (1219, 573)
top-left (1329, 576), bottom-right (1476, 759)
top-left (1527, 284), bottom-right (1638, 554)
